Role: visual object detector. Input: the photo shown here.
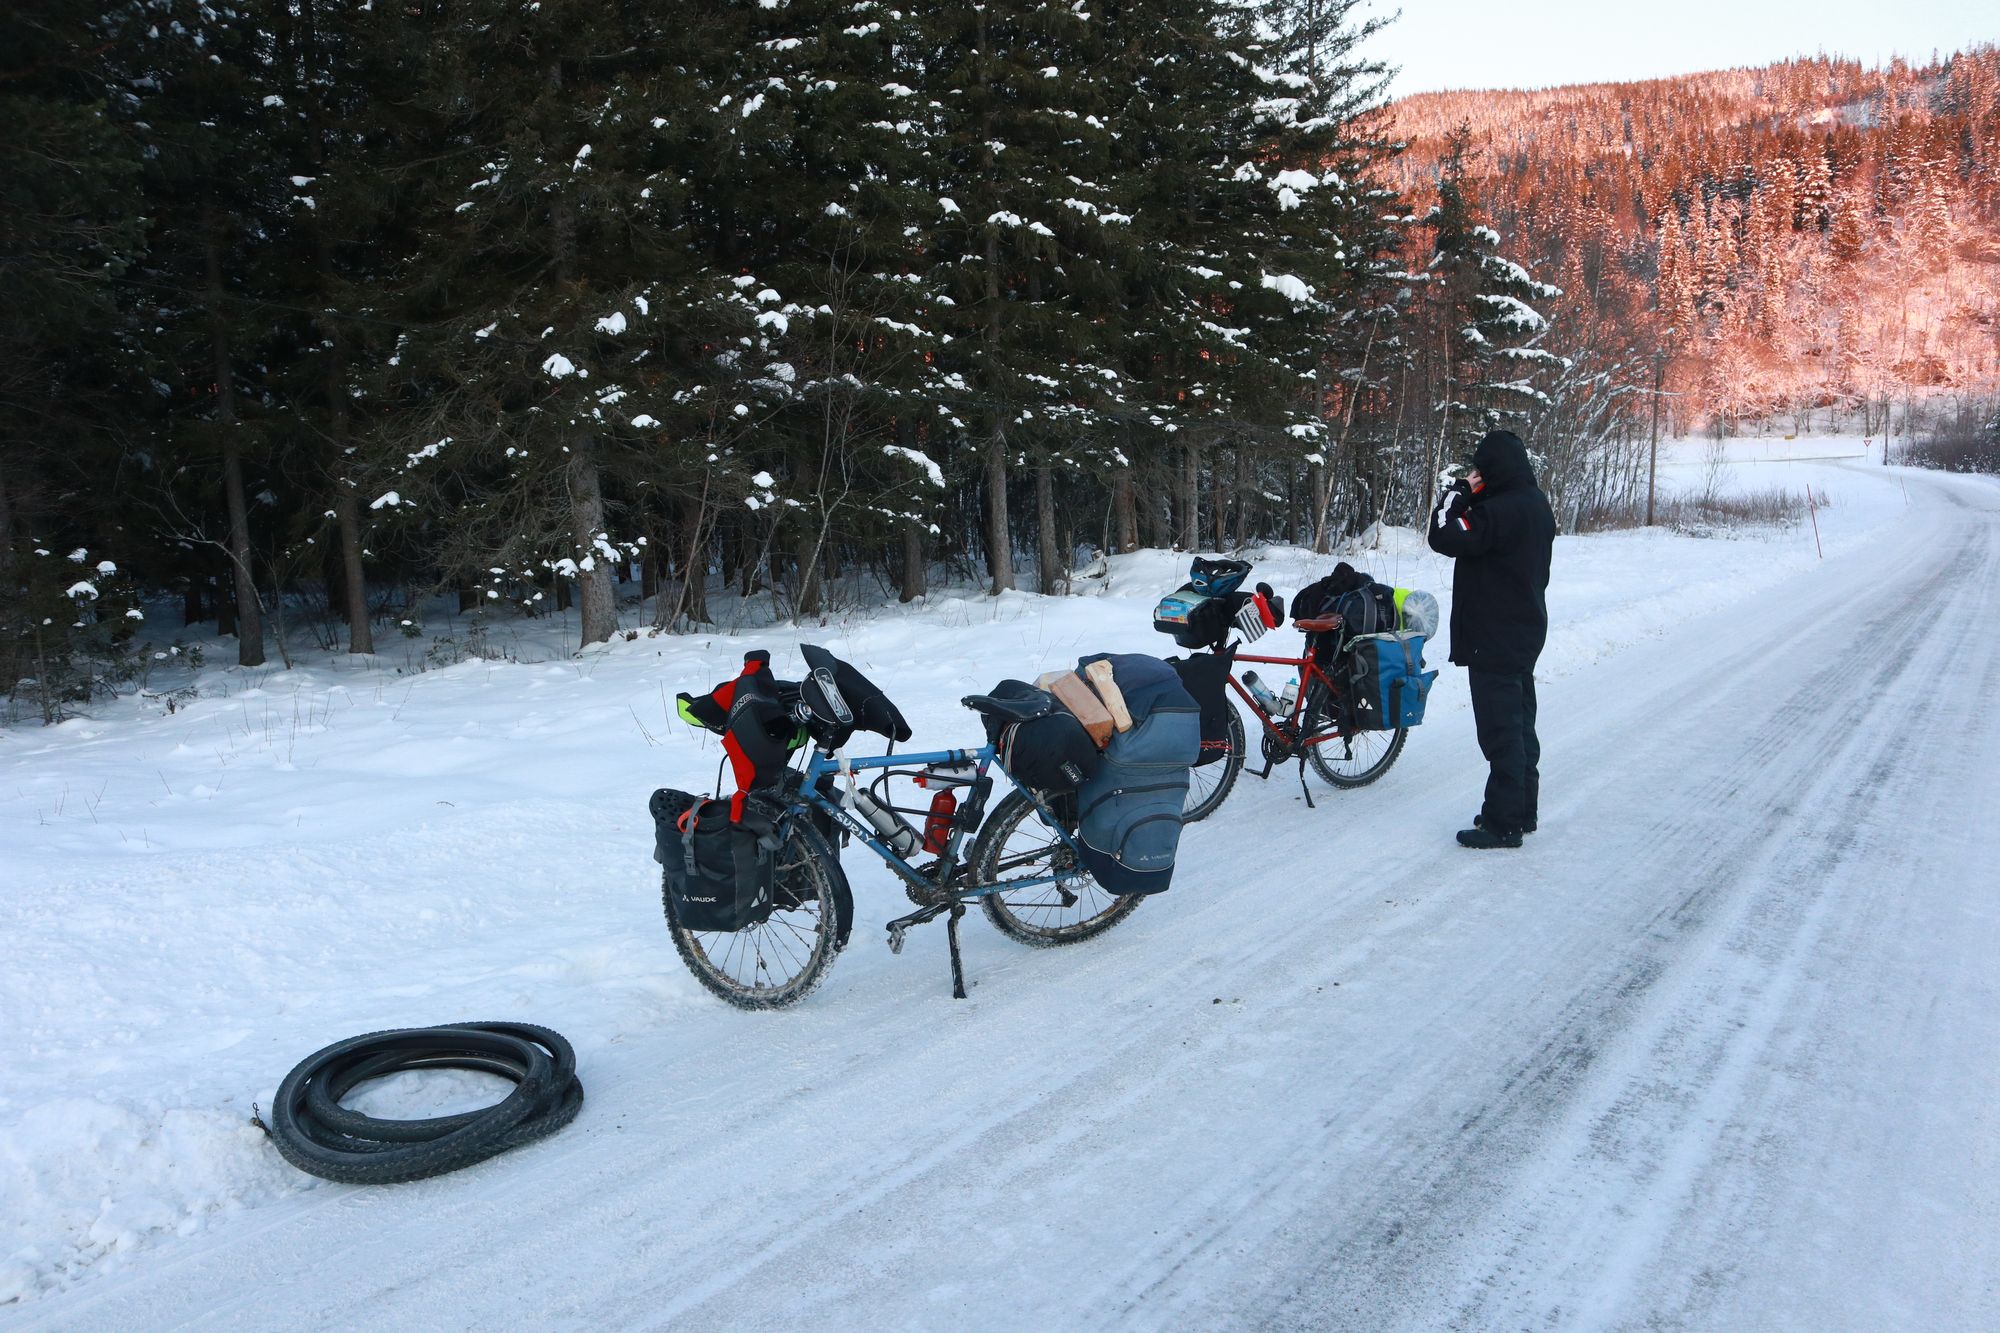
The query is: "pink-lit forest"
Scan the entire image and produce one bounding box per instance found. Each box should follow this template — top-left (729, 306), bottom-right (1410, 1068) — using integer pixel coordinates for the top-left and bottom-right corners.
top-left (1390, 50), bottom-right (2000, 435)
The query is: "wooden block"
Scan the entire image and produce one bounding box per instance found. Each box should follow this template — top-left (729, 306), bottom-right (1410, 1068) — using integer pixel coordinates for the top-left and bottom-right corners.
top-left (1036, 670), bottom-right (1114, 748)
top-left (1083, 658), bottom-right (1134, 732)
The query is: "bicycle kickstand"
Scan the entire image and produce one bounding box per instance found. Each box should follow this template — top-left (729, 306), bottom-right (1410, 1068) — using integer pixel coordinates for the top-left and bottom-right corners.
top-left (1297, 753), bottom-right (1316, 809)
top-left (946, 903), bottom-right (968, 999)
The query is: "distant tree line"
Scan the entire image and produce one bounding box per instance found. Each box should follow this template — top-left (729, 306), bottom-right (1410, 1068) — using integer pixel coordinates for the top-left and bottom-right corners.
top-left (1392, 51), bottom-right (2000, 439)
top-left (6, 0), bottom-right (1638, 716)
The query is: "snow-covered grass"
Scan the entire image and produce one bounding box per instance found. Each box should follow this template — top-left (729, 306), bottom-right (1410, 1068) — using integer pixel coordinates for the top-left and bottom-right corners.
top-left (0, 442), bottom-right (1913, 1307)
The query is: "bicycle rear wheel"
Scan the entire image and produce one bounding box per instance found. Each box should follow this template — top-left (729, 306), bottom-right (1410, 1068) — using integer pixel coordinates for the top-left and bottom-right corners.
top-left (969, 789), bottom-right (1140, 946)
top-left (1302, 683), bottom-right (1406, 788)
top-left (1181, 708), bottom-right (1245, 822)
top-left (664, 817), bottom-right (842, 1009)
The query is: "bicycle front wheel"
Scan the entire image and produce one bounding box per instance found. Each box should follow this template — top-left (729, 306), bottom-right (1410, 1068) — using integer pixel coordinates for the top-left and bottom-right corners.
top-left (1182, 707), bottom-right (1245, 822)
top-left (970, 789), bottom-right (1141, 946)
top-left (664, 817), bottom-right (842, 1009)
top-left (1301, 683), bottom-right (1407, 788)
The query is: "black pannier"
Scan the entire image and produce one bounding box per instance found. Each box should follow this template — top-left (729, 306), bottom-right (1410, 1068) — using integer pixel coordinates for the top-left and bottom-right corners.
top-left (976, 679), bottom-right (1102, 793)
top-left (1167, 651), bottom-right (1235, 768)
top-left (650, 788), bottom-right (784, 933)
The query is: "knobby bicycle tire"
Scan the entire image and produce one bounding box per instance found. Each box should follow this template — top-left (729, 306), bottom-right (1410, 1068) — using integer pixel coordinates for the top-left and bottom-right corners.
top-left (265, 1022), bottom-right (583, 1185)
top-left (1182, 708), bottom-right (1246, 822)
top-left (972, 788), bottom-right (1141, 946)
top-left (665, 815), bottom-right (843, 1009)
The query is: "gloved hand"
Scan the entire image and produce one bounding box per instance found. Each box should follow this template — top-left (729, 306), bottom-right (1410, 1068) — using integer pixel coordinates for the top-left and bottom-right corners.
top-left (1433, 479), bottom-right (1472, 526)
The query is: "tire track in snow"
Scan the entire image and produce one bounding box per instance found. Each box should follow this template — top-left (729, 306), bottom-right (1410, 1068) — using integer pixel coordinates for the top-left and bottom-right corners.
top-left (1243, 470), bottom-right (2000, 1331)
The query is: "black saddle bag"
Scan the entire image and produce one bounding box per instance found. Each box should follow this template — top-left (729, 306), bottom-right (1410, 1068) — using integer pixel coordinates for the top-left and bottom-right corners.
top-left (977, 679), bottom-right (1102, 793)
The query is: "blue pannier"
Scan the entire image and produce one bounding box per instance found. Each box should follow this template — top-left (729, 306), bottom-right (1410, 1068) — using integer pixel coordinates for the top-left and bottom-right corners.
top-left (1345, 632), bottom-right (1438, 731)
top-left (1070, 653), bottom-right (1200, 895)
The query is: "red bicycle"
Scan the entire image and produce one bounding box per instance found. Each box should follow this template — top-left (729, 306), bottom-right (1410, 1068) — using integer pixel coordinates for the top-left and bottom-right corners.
top-left (1181, 614), bottom-right (1408, 821)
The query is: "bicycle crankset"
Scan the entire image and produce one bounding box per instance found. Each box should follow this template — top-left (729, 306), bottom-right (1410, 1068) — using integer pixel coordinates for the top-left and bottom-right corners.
top-left (1260, 726), bottom-right (1299, 768)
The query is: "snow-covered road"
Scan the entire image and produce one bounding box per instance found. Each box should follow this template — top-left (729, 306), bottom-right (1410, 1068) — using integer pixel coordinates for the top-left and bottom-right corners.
top-left (8, 460), bottom-right (1998, 1330)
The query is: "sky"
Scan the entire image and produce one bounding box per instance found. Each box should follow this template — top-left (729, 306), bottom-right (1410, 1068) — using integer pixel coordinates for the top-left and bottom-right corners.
top-left (1360, 0), bottom-right (1995, 95)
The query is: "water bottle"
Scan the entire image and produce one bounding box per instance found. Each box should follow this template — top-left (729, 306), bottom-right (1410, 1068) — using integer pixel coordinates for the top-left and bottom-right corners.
top-left (850, 787), bottom-right (921, 856)
top-left (1279, 677), bottom-right (1299, 713)
top-left (922, 789), bottom-right (959, 853)
top-left (1242, 670), bottom-right (1281, 716)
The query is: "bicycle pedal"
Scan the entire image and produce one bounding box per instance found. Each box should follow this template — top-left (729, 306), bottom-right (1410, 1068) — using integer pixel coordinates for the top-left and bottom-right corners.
top-left (887, 922), bottom-right (907, 955)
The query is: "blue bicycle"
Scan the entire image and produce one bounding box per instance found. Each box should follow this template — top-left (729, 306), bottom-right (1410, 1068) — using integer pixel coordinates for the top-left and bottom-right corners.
top-left (661, 646), bottom-right (1139, 1008)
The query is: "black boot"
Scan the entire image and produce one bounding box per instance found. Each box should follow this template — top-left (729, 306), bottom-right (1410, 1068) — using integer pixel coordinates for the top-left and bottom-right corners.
top-left (1457, 824), bottom-right (1523, 849)
top-left (1473, 814), bottom-right (1536, 835)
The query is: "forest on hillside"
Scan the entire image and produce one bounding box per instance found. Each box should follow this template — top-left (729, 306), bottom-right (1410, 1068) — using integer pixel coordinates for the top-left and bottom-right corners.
top-left (3, 1), bottom-right (1996, 722)
top-left (1391, 51), bottom-right (2000, 435)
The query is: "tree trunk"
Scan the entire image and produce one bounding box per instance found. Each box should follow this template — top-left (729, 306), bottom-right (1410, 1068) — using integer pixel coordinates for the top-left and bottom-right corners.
top-left (568, 445), bottom-right (616, 647)
top-left (985, 431), bottom-right (1015, 593)
top-left (900, 522), bottom-right (927, 601)
top-left (1035, 463), bottom-right (1063, 595)
top-left (333, 464), bottom-right (372, 655)
top-left (641, 545), bottom-right (661, 602)
top-left (1112, 466), bottom-right (1139, 553)
top-left (1179, 441), bottom-right (1200, 550)
top-left (0, 455), bottom-right (13, 563)
top-left (679, 492), bottom-right (711, 625)
top-left (1211, 447), bottom-right (1231, 550)
top-left (792, 523), bottom-right (822, 620)
top-left (215, 574), bottom-right (236, 638)
top-left (206, 211), bottom-right (264, 666)
top-left (0, 458), bottom-right (15, 691)
top-left (182, 577), bottom-right (203, 629)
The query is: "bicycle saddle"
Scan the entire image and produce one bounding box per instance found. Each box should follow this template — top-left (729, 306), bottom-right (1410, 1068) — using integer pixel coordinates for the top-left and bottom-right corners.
top-left (960, 690), bottom-right (1053, 724)
top-left (1293, 614), bottom-right (1342, 633)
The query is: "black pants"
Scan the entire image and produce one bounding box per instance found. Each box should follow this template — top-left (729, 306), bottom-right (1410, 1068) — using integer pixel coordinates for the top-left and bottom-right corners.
top-left (1468, 668), bottom-right (1539, 834)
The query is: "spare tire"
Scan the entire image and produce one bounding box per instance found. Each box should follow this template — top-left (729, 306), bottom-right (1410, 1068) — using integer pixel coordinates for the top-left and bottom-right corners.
top-left (265, 1022), bottom-right (583, 1184)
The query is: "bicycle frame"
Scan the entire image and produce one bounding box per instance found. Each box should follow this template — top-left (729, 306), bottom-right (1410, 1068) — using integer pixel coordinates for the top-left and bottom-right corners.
top-left (1228, 649), bottom-right (1346, 750)
top-left (1205, 642), bottom-right (1369, 808)
top-left (790, 743), bottom-right (1090, 997)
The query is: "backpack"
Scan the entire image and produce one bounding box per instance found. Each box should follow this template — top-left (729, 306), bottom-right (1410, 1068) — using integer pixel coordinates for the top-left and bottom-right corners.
top-left (1330, 583), bottom-right (1398, 638)
top-left (1155, 555), bottom-right (1283, 650)
top-left (1344, 632), bottom-right (1438, 731)
top-left (979, 679), bottom-right (1102, 793)
top-left (1167, 650), bottom-right (1235, 768)
top-left (1070, 654), bottom-right (1200, 895)
top-left (1291, 562), bottom-right (1371, 622)
top-left (650, 788), bottom-right (784, 932)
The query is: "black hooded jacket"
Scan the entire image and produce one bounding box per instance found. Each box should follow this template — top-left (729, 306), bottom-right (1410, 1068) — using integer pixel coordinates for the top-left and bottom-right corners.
top-left (1425, 430), bottom-right (1556, 673)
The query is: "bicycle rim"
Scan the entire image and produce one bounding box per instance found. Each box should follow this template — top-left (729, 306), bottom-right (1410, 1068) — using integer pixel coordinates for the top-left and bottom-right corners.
top-left (665, 823), bottom-right (840, 1008)
top-left (1182, 709), bottom-right (1244, 822)
top-left (974, 789), bottom-right (1139, 946)
top-left (1302, 685), bottom-right (1407, 788)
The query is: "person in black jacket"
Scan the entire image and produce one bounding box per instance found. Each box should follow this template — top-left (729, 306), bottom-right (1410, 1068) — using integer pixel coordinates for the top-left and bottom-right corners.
top-left (1426, 429), bottom-right (1557, 848)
